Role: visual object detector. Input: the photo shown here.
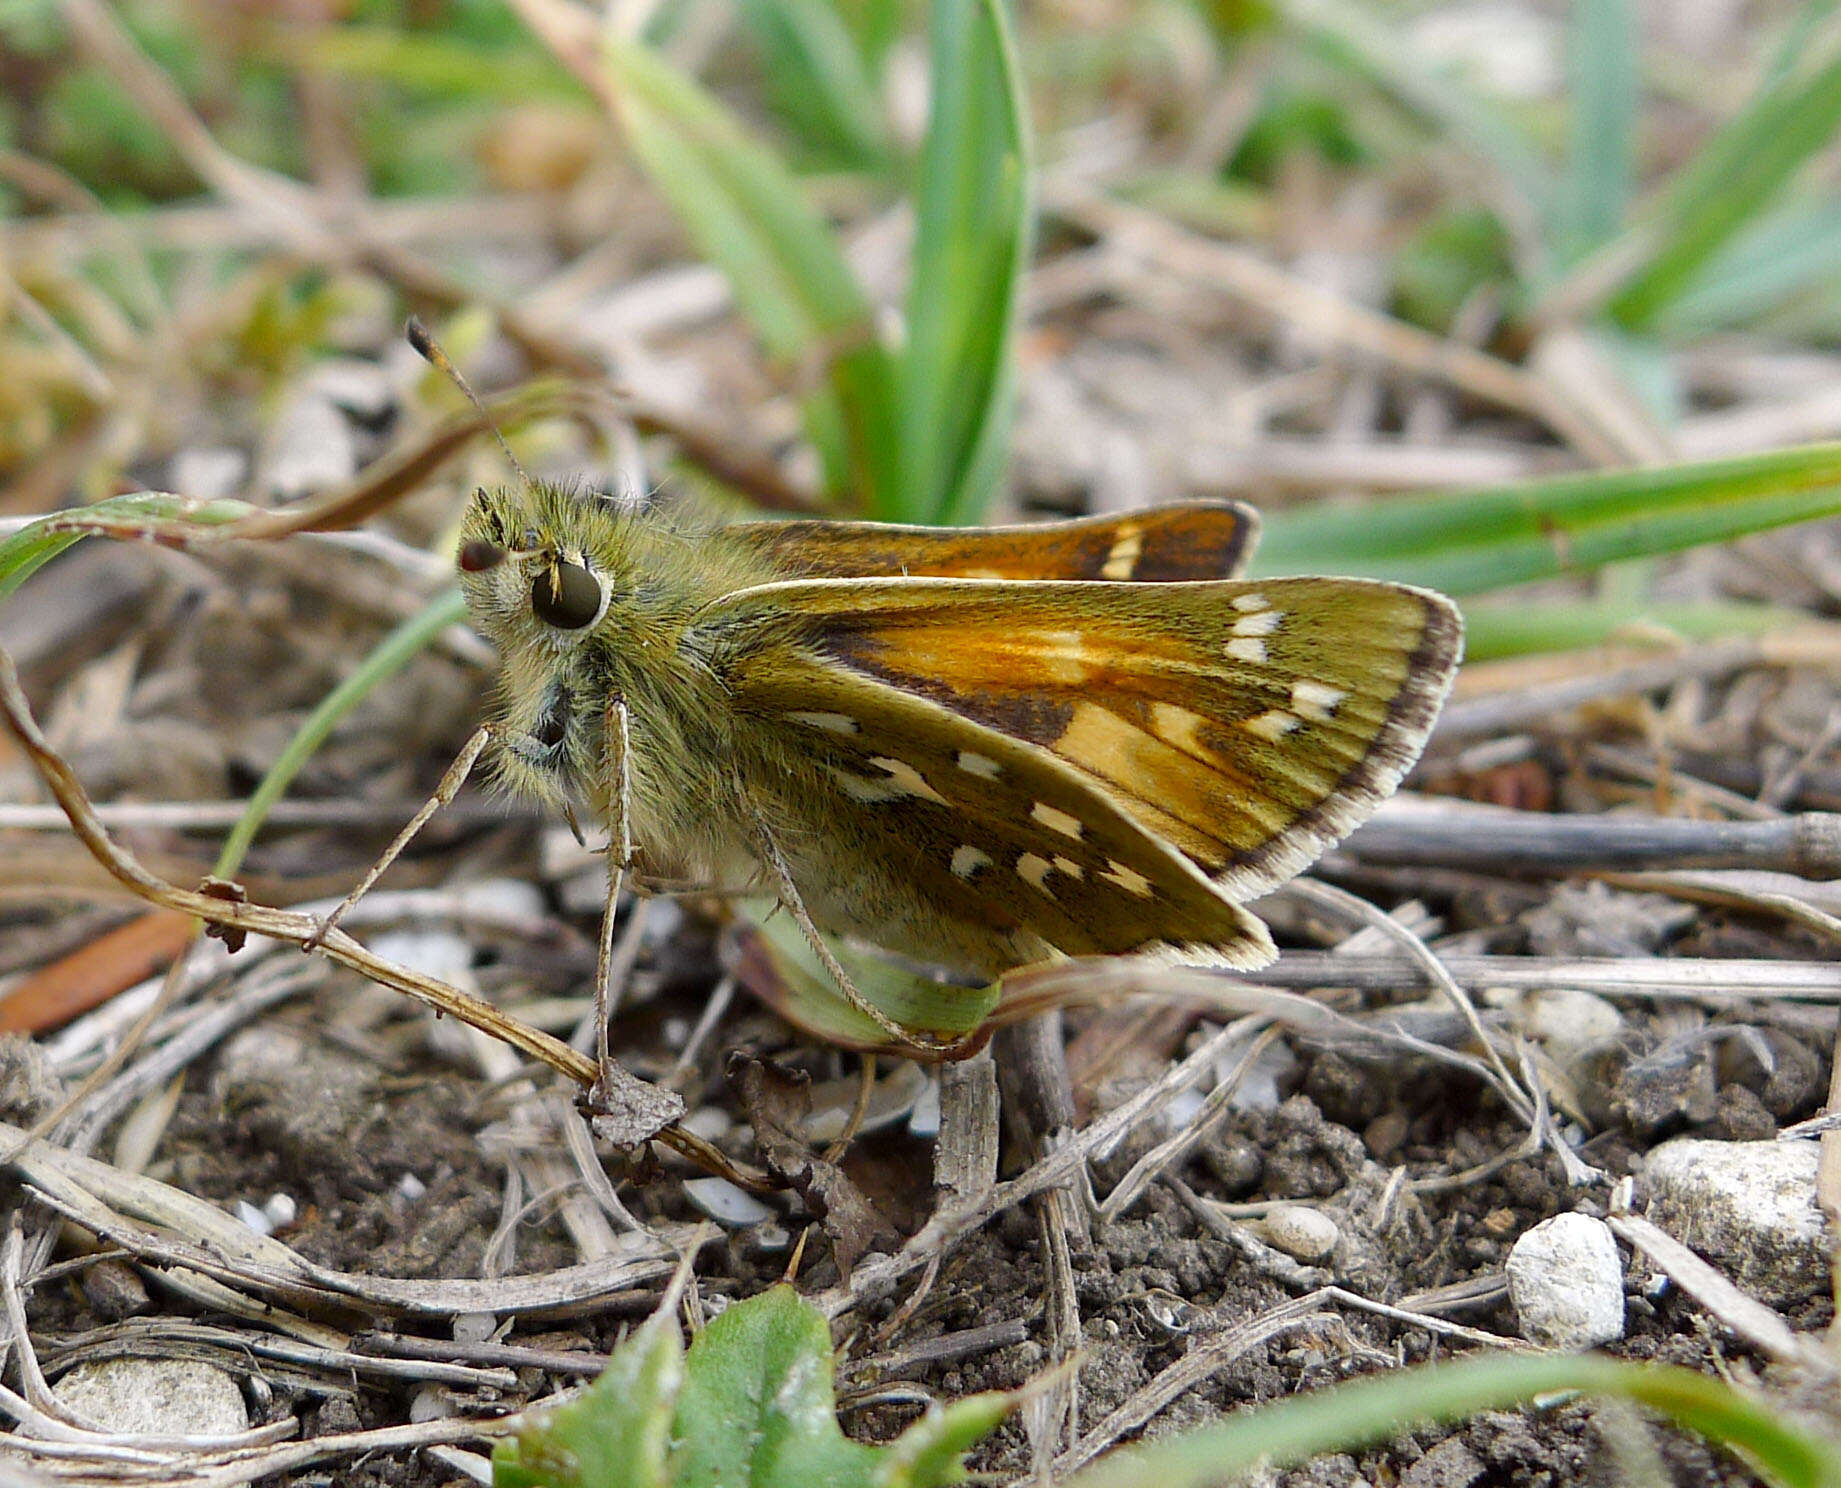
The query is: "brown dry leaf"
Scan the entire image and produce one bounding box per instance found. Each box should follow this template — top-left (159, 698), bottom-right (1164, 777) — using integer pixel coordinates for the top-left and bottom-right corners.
top-left (728, 1053), bottom-right (899, 1275)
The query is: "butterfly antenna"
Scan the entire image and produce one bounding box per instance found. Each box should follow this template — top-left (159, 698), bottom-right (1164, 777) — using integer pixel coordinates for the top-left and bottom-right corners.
top-left (405, 316), bottom-right (534, 488)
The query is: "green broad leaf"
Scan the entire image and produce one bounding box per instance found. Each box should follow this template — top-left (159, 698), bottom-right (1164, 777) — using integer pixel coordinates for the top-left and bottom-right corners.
top-left (873, 1390), bottom-right (1019, 1488)
top-left (736, 903), bottom-right (1001, 1051)
top-left (495, 1307), bottom-right (685, 1488)
top-left (893, 0), bottom-right (1033, 526)
top-left (671, 1285), bottom-right (882, 1487)
top-left (1251, 441), bottom-right (1841, 595)
top-left (1609, 26), bottom-right (1841, 328)
top-left (496, 1286), bottom-right (1014, 1488)
top-left (599, 36), bottom-right (898, 507)
top-left (1066, 1353), bottom-right (1841, 1488)
top-left (736, 0), bottom-right (895, 172)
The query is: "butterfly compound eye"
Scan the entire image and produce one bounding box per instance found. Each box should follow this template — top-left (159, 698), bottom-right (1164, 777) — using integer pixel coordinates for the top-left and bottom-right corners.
top-left (532, 559), bottom-right (602, 629)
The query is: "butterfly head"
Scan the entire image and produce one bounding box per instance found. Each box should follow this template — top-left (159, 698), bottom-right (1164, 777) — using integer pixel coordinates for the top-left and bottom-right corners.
top-left (457, 483), bottom-right (626, 649)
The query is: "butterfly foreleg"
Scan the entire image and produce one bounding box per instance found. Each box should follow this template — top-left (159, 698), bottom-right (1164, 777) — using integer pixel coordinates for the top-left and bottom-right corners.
top-left (305, 723), bottom-right (495, 951)
top-left (590, 695), bottom-right (634, 1098)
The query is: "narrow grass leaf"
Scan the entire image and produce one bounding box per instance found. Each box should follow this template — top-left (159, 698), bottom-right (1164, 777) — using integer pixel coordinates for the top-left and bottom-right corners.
top-left (1066, 1354), bottom-right (1841, 1488)
top-left (1655, 197), bottom-right (1841, 334)
top-left (304, 27), bottom-right (582, 102)
top-left (1274, 0), bottom-right (1553, 235)
top-left (0, 494), bottom-right (259, 602)
top-left (215, 589), bottom-right (468, 880)
top-left (1555, 0), bottom-right (1636, 264)
top-left (1461, 598), bottom-right (1803, 661)
top-left (1610, 27), bottom-right (1841, 328)
top-left (600, 37), bottom-right (898, 506)
top-left (736, 0), bottom-right (895, 171)
top-left (894, 0), bottom-right (1032, 525)
top-left (1252, 442), bottom-right (1841, 594)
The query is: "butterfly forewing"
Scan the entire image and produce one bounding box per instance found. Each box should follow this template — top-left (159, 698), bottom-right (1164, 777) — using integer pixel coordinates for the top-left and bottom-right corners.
top-left (728, 501), bottom-right (1258, 583)
top-left (720, 575), bottom-right (1460, 921)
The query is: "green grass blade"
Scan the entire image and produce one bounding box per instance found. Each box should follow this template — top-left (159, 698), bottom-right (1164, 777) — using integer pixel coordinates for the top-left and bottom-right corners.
top-left (1610, 27), bottom-right (1841, 328)
top-left (600, 36), bottom-right (898, 507)
top-left (0, 494), bottom-right (263, 602)
top-left (1461, 598), bottom-right (1804, 661)
top-left (736, 0), bottom-right (895, 171)
top-left (1556, 0), bottom-right (1636, 263)
top-left (215, 588), bottom-right (468, 880)
top-left (1067, 1354), bottom-right (1841, 1488)
top-left (892, 0), bottom-right (1032, 526)
top-left (1655, 197), bottom-right (1841, 333)
top-left (1274, 0), bottom-right (1553, 231)
top-left (1252, 442), bottom-right (1841, 594)
top-left (303, 26), bottom-right (582, 102)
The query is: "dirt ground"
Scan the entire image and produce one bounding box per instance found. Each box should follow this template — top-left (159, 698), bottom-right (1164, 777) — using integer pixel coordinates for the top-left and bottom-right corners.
top-left (5, 444), bottom-right (1839, 1485)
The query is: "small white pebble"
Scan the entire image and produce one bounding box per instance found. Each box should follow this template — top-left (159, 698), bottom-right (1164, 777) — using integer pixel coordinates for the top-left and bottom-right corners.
top-left (1497, 987), bottom-right (1625, 1065)
top-left (397, 1172), bottom-right (427, 1202)
top-left (263, 1192), bottom-right (297, 1229)
top-left (234, 1201), bottom-right (273, 1238)
top-left (456, 879), bottom-right (548, 920)
top-left (908, 1075), bottom-right (942, 1140)
top-left (1261, 1205), bottom-right (1339, 1263)
top-left (683, 1177), bottom-right (776, 1227)
top-left (369, 929), bottom-right (473, 985)
top-left (679, 1107), bottom-right (731, 1142)
top-left (452, 1312), bottom-right (497, 1345)
top-left (1507, 1213), bottom-right (1625, 1349)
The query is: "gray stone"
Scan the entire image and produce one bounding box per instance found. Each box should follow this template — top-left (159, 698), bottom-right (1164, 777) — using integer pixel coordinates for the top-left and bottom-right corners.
top-left (1642, 1138), bottom-right (1826, 1305)
top-left (54, 1358), bottom-right (247, 1437)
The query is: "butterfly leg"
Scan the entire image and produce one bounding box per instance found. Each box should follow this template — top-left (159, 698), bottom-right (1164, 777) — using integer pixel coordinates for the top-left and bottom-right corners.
top-left (589, 696), bottom-right (633, 1103)
top-left (748, 819), bottom-right (971, 1060)
top-left (304, 723), bottom-right (494, 951)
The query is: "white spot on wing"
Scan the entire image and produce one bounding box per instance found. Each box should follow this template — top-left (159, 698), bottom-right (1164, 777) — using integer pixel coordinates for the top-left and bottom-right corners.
top-left (1149, 701), bottom-right (1208, 754)
top-left (957, 750), bottom-right (1002, 779)
top-left (1017, 853), bottom-right (1055, 895)
top-left (1232, 609), bottom-right (1283, 637)
top-left (1101, 859), bottom-right (1154, 897)
top-left (787, 710), bottom-right (858, 735)
top-left (1031, 801), bottom-right (1084, 839)
top-left (1290, 680), bottom-right (1346, 721)
top-left (951, 844), bottom-right (992, 880)
top-left (1225, 637), bottom-right (1268, 665)
top-left (868, 756), bottom-right (948, 804)
top-left (826, 765), bottom-right (898, 803)
top-left (1232, 592), bottom-right (1270, 612)
top-left (1243, 709), bottom-right (1301, 741)
top-left (1053, 855), bottom-right (1084, 879)
top-left (1101, 528), bottom-right (1142, 580)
